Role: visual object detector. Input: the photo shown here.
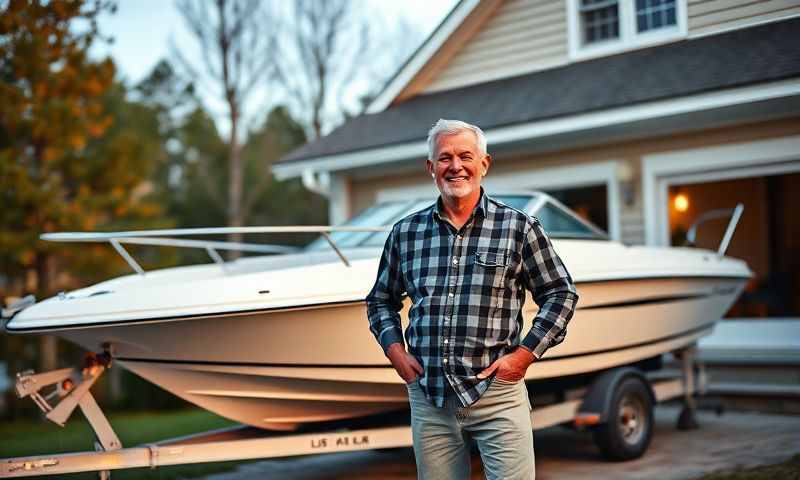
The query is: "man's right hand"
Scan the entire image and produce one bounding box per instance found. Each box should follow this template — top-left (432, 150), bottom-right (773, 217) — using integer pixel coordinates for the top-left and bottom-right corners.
top-left (386, 343), bottom-right (423, 384)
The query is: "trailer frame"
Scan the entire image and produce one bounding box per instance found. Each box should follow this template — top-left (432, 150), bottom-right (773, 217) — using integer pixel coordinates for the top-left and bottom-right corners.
top-left (1, 347), bottom-right (706, 478)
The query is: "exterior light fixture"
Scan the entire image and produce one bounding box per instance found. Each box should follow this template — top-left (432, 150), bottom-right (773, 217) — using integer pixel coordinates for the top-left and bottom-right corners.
top-left (674, 193), bottom-right (689, 212)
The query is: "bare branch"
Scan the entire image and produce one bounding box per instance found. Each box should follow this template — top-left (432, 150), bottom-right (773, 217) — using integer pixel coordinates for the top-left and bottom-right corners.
top-left (173, 0), bottom-right (276, 251)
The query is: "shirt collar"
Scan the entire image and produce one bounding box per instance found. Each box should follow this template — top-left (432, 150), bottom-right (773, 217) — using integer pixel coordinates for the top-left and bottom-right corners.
top-left (432, 187), bottom-right (489, 223)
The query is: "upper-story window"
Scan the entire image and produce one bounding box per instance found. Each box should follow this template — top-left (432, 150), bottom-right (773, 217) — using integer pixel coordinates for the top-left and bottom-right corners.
top-left (635, 0), bottom-right (677, 33)
top-left (569, 0), bottom-right (686, 60)
top-left (580, 0), bottom-right (620, 44)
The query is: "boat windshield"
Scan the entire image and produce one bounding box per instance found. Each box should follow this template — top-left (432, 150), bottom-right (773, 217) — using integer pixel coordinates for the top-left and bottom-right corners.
top-left (304, 193), bottom-right (605, 251)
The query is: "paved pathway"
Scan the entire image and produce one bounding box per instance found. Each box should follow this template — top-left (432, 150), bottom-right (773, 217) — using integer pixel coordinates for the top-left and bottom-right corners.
top-left (202, 406), bottom-right (800, 480)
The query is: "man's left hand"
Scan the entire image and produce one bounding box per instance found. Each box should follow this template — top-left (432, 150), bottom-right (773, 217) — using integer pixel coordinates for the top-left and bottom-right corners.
top-left (477, 347), bottom-right (535, 381)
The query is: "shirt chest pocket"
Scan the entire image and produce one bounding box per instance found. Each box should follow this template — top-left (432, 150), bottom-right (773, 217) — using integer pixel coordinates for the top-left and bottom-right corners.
top-left (474, 249), bottom-right (514, 289)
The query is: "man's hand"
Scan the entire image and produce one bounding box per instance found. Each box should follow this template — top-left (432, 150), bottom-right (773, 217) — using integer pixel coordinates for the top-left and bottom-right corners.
top-left (477, 346), bottom-right (535, 381)
top-left (386, 343), bottom-right (424, 383)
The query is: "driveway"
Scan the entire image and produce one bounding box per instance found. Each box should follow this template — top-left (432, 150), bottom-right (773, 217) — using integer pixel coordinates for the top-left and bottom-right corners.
top-left (202, 405), bottom-right (800, 480)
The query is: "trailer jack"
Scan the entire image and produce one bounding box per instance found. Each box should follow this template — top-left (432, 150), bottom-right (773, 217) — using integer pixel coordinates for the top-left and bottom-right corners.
top-left (10, 351), bottom-right (120, 479)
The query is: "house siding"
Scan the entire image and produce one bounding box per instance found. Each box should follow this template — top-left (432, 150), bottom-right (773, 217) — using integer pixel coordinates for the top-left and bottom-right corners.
top-left (688, 0), bottom-right (800, 36)
top-left (422, 0), bottom-right (568, 94)
top-left (418, 0), bottom-right (799, 96)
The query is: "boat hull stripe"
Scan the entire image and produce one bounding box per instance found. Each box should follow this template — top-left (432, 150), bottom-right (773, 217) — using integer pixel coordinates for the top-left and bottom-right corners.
top-left (116, 322), bottom-right (715, 368)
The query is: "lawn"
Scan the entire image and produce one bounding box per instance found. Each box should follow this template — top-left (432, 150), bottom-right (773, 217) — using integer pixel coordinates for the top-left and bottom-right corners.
top-left (1, 408), bottom-right (246, 479)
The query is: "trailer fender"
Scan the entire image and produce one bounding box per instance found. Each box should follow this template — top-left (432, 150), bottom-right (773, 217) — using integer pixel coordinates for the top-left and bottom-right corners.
top-left (575, 367), bottom-right (655, 425)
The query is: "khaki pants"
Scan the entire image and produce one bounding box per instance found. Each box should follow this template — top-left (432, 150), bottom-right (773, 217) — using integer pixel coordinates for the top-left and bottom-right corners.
top-left (406, 377), bottom-right (535, 480)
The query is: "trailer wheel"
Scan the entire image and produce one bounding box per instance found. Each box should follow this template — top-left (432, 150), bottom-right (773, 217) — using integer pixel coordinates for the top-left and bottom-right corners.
top-left (592, 376), bottom-right (653, 461)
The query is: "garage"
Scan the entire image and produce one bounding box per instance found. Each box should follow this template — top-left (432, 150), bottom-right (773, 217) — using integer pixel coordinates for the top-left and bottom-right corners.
top-left (644, 136), bottom-right (800, 322)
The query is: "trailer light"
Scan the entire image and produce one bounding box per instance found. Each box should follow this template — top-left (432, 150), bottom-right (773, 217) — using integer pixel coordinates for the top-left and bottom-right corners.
top-left (574, 413), bottom-right (601, 426)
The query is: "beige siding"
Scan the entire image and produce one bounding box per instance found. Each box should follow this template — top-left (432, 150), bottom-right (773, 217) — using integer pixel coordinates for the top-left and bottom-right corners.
top-left (688, 0), bottom-right (800, 36)
top-left (349, 118), bottom-right (800, 246)
top-left (422, 0), bottom-right (568, 94)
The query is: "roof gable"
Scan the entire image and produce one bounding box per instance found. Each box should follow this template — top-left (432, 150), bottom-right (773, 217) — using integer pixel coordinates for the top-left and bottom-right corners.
top-left (366, 0), bottom-right (504, 113)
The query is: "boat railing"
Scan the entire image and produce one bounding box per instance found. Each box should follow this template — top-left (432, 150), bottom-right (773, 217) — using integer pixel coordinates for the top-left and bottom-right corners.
top-left (41, 225), bottom-right (391, 274)
top-left (685, 203), bottom-right (744, 255)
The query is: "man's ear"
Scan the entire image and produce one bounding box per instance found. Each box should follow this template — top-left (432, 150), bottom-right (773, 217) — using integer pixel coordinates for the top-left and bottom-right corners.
top-left (482, 154), bottom-right (492, 176)
top-left (426, 159), bottom-right (435, 178)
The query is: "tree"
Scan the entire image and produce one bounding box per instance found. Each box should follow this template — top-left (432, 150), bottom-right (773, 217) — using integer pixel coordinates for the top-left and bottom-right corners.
top-left (242, 106), bottom-right (327, 242)
top-left (173, 0), bottom-right (275, 254)
top-left (276, 1), bottom-right (422, 138)
top-left (275, 0), bottom-right (367, 139)
top-left (0, 0), bottom-right (164, 371)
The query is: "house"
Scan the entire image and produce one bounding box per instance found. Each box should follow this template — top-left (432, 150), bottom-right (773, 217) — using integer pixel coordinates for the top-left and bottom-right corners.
top-left (274, 0), bottom-right (800, 323)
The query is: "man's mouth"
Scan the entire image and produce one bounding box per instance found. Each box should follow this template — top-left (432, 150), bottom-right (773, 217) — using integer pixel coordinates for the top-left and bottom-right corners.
top-left (445, 176), bottom-right (469, 182)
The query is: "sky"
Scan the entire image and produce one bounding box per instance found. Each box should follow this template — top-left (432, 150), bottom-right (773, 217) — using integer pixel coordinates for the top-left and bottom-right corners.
top-left (93, 0), bottom-right (458, 87)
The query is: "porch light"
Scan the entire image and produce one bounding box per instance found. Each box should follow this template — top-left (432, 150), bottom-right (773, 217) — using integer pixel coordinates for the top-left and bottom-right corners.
top-left (674, 193), bottom-right (689, 212)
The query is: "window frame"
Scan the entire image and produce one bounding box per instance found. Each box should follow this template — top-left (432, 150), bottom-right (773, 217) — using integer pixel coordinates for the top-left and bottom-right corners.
top-left (567, 0), bottom-right (687, 62)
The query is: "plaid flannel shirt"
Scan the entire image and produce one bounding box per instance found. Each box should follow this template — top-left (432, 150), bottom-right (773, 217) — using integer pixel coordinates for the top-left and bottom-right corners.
top-left (366, 190), bottom-right (579, 408)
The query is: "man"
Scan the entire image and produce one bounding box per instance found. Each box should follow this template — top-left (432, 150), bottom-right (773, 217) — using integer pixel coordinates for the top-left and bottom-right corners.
top-left (366, 119), bottom-right (578, 479)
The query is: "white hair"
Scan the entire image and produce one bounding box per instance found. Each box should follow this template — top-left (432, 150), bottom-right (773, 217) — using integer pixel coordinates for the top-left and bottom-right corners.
top-left (427, 119), bottom-right (487, 160)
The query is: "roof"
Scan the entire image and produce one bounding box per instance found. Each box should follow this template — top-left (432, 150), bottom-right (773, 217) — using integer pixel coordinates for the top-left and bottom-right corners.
top-left (279, 17), bottom-right (800, 166)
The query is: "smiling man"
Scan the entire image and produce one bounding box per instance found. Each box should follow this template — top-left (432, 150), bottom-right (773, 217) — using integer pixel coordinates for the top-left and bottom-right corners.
top-left (366, 119), bottom-right (578, 479)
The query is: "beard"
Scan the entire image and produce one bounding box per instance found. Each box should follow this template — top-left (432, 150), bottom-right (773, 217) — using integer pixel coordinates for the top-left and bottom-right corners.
top-left (438, 178), bottom-right (475, 199)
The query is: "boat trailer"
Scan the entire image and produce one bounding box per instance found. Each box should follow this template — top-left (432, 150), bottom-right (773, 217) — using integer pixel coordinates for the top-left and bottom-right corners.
top-left (1, 347), bottom-right (707, 478)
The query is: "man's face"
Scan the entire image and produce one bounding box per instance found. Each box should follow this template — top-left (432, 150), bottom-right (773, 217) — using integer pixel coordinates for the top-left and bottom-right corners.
top-left (426, 130), bottom-right (491, 202)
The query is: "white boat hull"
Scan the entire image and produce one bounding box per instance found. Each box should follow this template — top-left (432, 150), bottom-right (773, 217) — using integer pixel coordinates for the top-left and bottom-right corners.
top-left (50, 275), bottom-right (745, 430)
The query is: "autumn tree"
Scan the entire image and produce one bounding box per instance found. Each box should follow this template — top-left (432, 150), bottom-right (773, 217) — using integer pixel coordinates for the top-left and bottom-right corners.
top-left (0, 0), bottom-right (164, 371)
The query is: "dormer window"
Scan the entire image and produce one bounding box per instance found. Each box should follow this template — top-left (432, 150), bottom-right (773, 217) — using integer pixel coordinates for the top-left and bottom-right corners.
top-left (569, 0), bottom-right (686, 60)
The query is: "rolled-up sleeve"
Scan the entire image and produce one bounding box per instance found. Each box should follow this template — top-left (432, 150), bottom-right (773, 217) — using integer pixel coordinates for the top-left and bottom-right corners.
top-left (519, 218), bottom-right (579, 359)
top-left (366, 224), bottom-right (406, 355)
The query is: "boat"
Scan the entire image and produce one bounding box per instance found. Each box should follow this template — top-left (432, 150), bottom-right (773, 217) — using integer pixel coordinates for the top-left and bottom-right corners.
top-left (2, 192), bottom-right (752, 431)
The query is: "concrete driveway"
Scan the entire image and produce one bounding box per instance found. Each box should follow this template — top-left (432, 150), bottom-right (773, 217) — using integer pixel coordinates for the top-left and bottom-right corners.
top-left (202, 405), bottom-right (800, 480)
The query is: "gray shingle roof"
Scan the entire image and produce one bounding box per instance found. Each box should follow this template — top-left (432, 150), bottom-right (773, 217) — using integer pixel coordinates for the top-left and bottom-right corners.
top-left (279, 17), bottom-right (800, 164)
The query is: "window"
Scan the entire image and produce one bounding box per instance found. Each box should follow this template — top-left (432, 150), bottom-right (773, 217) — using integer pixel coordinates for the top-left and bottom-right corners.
top-left (569, 0), bottom-right (686, 60)
top-left (580, 0), bottom-right (620, 45)
top-left (635, 0), bottom-right (677, 33)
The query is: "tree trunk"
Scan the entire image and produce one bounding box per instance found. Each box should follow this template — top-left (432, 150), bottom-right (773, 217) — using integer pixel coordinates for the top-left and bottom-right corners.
top-left (35, 252), bottom-right (58, 371)
top-left (227, 103), bottom-right (244, 260)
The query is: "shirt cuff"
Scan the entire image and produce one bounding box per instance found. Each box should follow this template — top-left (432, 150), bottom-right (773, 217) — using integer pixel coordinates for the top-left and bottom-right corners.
top-left (521, 328), bottom-right (548, 359)
top-left (378, 326), bottom-right (405, 355)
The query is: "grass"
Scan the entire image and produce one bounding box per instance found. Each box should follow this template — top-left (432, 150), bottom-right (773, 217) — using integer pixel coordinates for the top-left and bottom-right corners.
top-left (696, 454), bottom-right (800, 480)
top-left (1, 408), bottom-right (248, 479)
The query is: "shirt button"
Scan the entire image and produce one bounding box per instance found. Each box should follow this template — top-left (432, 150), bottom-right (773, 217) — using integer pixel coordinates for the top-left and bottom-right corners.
top-left (448, 292), bottom-right (454, 298)
top-left (443, 359), bottom-right (448, 364)
top-left (444, 339), bottom-right (449, 344)
top-left (452, 258), bottom-right (458, 265)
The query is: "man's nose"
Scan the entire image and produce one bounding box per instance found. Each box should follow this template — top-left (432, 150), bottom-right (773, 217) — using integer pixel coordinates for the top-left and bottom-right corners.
top-left (449, 156), bottom-right (464, 170)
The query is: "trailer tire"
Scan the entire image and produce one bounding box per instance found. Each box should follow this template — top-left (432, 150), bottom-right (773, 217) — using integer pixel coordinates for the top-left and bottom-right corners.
top-left (592, 376), bottom-right (653, 461)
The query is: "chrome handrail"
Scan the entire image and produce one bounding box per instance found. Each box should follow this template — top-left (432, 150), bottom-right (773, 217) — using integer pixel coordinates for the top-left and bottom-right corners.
top-left (685, 203), bottom-right (744, 256)
top-left (41, 225), bottom-right (391, 274)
